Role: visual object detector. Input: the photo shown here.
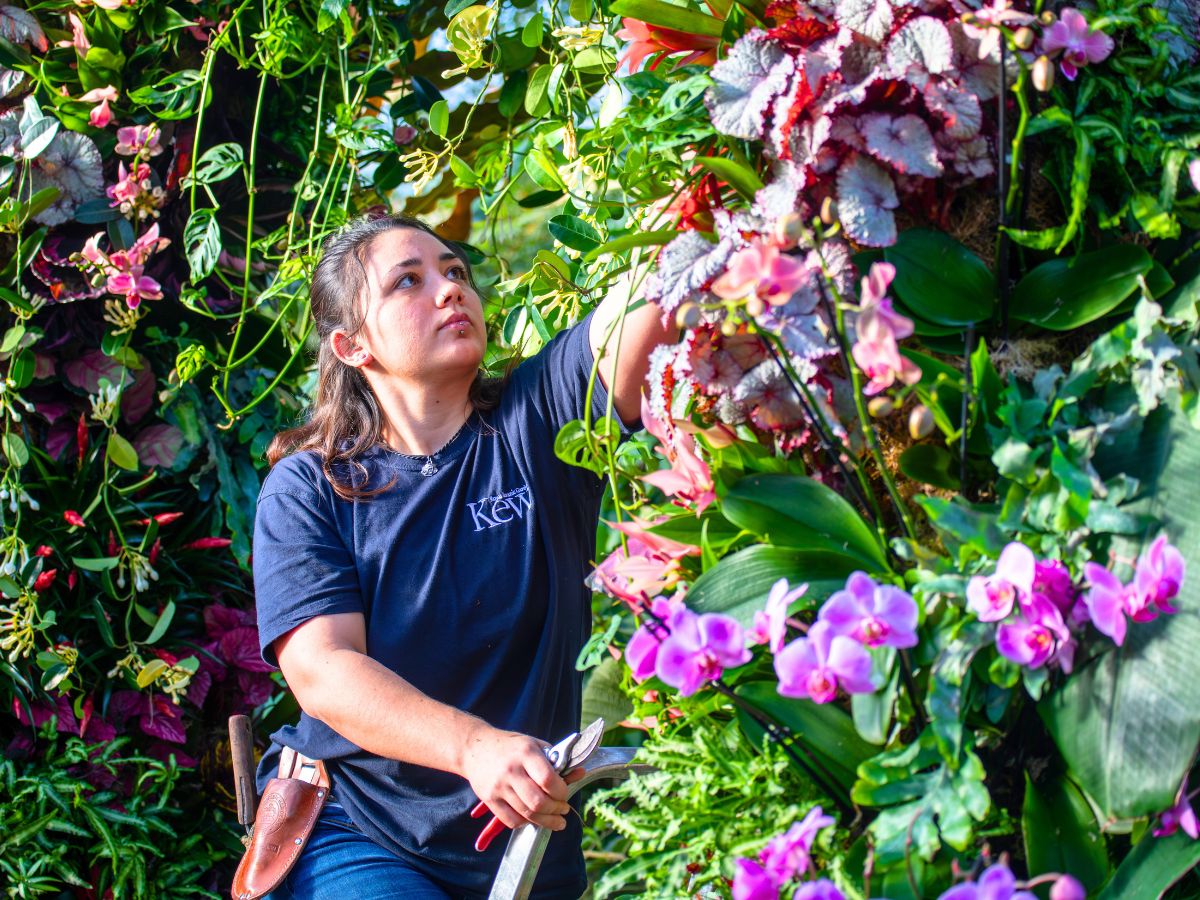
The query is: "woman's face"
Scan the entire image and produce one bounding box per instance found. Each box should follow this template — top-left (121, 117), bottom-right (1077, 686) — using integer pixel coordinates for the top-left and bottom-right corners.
top-left (347, 227), bottom-right (487, 387)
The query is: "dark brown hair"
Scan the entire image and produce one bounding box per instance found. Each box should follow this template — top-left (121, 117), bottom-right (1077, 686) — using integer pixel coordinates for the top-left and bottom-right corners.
top-left (267, 213), bottom-right (503, 499)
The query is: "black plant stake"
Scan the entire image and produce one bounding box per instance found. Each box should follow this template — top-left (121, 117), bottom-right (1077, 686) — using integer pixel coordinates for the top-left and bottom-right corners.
top-left (998, 41), bottom-right (1013, 340)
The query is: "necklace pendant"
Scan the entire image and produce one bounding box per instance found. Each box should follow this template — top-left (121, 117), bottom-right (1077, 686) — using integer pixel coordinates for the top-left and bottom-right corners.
top-left (420, 458), bottom-right (437, 477)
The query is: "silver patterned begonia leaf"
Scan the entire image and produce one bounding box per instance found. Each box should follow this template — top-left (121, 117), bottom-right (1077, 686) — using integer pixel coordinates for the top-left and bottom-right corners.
top-left (836, 0), bottom-right (894, 42)
top-left (886, 16), bottom-right (954, 85)
top-left (644, 230), bottom-right (735, 315)
top-left (924, 80), bottom-right (982, 140)
top-left (837, 154), bottom-right (899, 247)
top-left (706, 30), bottom-right (796, 140)
top-left (862, 112), bottom-right (944, 178)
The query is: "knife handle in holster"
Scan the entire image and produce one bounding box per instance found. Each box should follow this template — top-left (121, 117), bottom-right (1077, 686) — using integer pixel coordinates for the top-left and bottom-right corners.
top-left (229, 714), bottom-right (257, 830)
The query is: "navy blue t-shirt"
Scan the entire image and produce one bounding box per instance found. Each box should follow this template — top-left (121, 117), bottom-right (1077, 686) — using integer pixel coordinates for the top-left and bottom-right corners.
top-left (252, 315), bottom-right (620, 898)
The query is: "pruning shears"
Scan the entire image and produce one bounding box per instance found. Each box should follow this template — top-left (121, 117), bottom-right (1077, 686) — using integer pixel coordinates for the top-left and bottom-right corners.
top-left (470, 717), bottom-right (606, 852)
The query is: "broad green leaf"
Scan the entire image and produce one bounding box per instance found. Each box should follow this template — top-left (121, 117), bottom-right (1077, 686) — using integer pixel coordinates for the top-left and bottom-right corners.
top-left (580, 657), bottom-right (632, 732)
top-left (583, 229), bottom-right (676, 262)
top-left (646, 509), bottom-right (740, 545)
top-left (721, 474), bottom-right (887, 570)
top-left (1, 432), bottom-right (28, 468)
top-left (145, 599), bottom-right (176, 644)
top-left (1097, 829), bottom-right (1200, 900)
top-left (553, 417), bottom-right (620, 474)
top-left (74, 557), bottom-right (120, 572)
top-left (899, 444), bottom-right (959, 490)
top-left (1009, 245), bottom-right (1152, 331)
top-left (8, 349), bottom-right (33, 390)
top-left (184, 207), bottom-right (221, 281)
top-left (1041, 398), bottom-right (1200, 819)
top-left (694, 156), bottom-right (764, 200)
top-left (525, 65), bottom-right (552, 117)
top-left (686, 545), bottom-right (858, 626)
top-left (548, 214), bottom-right (601, 253)
top-left (736, 680), bottom-right (882, 792)
top-left (884, 229), bottom-right (994, 327)
top-left (521, 12), bottom-right (543, 47)
top-left (0, 324), bottom-right (25, 354)
top-left (190, 142), bottom-right (243, 185)
top-left (610, 0), bottom-right (724, 36)
top-left (498, 70), bottom-right (527, 118)
top-left (107, 432), bottom-right (139, 471)
top-left (523, 148), bottom-right (563, 190)
top-left (1022, 773), bottom-right (1109, 892)
top-left (428, 100), bottom-right (449, 138)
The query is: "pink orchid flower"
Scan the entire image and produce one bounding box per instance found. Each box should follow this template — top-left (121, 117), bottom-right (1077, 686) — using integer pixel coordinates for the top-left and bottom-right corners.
top-left (640, 393), bottom-right (716, 515)
top-left (1082, 562), bottom-right (1137, 646)
top-left (589, 519), bottom-right (699, 609)
top-left (127, 222), bottom-right (171, 266)
top-left (758, 806), bottom-right (833, 884)
top-left (1190, 159), bottom-right (1200, 194)
top-left (819, 571), bottom-right (919, 648)
top-left (626, 596), bottom-right (689, 682)
top-left (80, 85), bottom-right (118, 128)
top-left (793, 881), bottom-right (846, 900)
top-left (967, 542), bottom-right (1036, 622)
top-left (712, 240), bottom-right (811, 307)
top-left (115, 124), bottom-right (163, 157)
top-left (850, 263), bottom-right (921, 396)
top-left (1033, 557), bottom-right (1077, 617)
top-left (996, 592), bottom-right (1073, 670)
top-left (1042, 8), bottom-right (1113, 80)
top-left (655, 606), bottom-right (751, 696)
top-left (731, 858), bottom-right (777, 900)
top-left (106, 267), bottom-right (163, 309)
top-left (775, 620), bottom-right (876, 703)
top-left (750, 578), bottom-right (808, 653)
top-left (959, 0), bottom-right (1035, 60)
top-left (1131, 535), bottom-right (1185, 621)
top-left (1153, 778), bottom-right (1199, 840)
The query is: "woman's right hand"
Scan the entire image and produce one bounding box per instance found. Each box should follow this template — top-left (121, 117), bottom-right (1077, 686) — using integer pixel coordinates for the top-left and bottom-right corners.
top-left (460, 724), bottom-right (572, 832)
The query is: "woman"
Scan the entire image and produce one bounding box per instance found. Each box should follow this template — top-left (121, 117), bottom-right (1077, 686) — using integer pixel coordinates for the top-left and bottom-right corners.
top-left (250, 214), bottom-right (671, 899)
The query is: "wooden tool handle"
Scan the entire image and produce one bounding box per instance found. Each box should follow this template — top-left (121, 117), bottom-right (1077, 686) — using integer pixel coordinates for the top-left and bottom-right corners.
top-left (228, 714), bottom-right (257, 828)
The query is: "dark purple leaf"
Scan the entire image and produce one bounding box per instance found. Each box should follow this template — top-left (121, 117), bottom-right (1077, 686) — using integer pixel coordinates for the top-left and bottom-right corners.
top-left (63, 350), bottom-right (126, 394)
top-left (141, 695), bottom-right (186, 744)
top-left (133, 423), bottom-right (183, 469)
top-left (120, 361), bottom-right (155, 424)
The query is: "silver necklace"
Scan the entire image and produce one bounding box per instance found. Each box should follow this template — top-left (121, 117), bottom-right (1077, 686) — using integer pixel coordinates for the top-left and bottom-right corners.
top-left (397, 416), bottom-right (471, 477)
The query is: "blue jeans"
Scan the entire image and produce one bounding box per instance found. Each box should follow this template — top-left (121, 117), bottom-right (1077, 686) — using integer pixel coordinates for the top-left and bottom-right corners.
top-left (264, 801), bottom-right (470, 900)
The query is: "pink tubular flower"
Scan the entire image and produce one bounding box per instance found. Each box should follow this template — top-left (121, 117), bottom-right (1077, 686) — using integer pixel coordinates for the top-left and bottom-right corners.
top-left (759, 806), bottom-right (833, 884)
top-left (615, 18), bottom-right (719, 74)
top-left (967, 542), bottom-right (1035, 622)
top-left (114, 124), bottom-right (164, 157)
top-left (56, 11), bottom-right (90, 52)
top-left (731, 858), bottom-right (778, 900)
top-left (712, 239), bottom-right (811, 307)
top-left (640, 393), bottom-right (716, 515)
top-left (750, 578), bottom-right (808, 653)
top-left (819, 571), bottom-right (919, 649)
top-left (80, 85), bottom-right (118, 128)
top-left (1042, 8), bottom-right (1113, 80)
top-left (656, 607), bottom-right (751, 696)
top-left (775, 620), bottom-right (876, 703)
top-left (996, 593), bottom-right (1072, 670)
top-left (850, 263), bottom-right (921, 396)
top-left (1131, 535), bottom-right (1185, 621)
top-left (1153, 778), bottom-right (1199, 840)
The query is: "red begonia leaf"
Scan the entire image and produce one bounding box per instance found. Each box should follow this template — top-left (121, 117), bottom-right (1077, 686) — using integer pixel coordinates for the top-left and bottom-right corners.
top-left (220, 625), bottom-right (273, 672)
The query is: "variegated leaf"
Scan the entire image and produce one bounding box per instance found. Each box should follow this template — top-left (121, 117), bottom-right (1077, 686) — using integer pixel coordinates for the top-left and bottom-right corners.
top-left (924, 80), bottom-right (983, 140)
top-left (862, 113), bottom-right (944, 178)
top-left (644, 231), bottom-right (735, 315)
top-left (706, 31), bottom-right (796, 140)
top-left (837, 155), bottom-right (899, 248)
top-left (836, 0), bottom-right (894, 42)
top-left (886, 16), bottom-right (954, 83)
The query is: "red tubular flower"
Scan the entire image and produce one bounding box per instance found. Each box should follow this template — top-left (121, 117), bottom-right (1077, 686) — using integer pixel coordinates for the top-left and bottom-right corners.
top-left (67, 571), bottom-right (78, 590)
top-left (76, 413), bottom-right (88, 468)
top-left (616, 18), bottom-right (720, 73)
top-left (63, 510), bottom-right (85, 528)
top-left (107, 531), bottom-right (120, 557)
top-left (35, 545), bottom-right (53, 558)
top-left (184, 537), bottom-right (232, 550)
top-left (34, 569), bottom-right (57, 592)
top-left (149, 538), bottom-right (162, 567)
top-left (135, 512), bottom-right (184, 527)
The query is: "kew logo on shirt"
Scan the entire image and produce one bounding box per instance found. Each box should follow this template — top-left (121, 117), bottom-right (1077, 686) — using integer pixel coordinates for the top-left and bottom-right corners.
top-left (467, 484), bottom-right (534, 532)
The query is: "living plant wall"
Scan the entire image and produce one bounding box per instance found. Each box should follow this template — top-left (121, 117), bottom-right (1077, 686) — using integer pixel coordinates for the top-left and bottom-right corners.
top-left (1, 0), bottom-right (1199, 897)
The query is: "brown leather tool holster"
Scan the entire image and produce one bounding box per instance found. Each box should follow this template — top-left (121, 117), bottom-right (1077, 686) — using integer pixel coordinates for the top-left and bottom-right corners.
top-left (231, 747), bottom-right (330, 900)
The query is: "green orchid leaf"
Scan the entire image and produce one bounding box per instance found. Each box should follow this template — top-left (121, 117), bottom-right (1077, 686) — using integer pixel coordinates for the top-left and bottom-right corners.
top-left (1009, 245), bottom-right (1153, 331)
top-left (884, 229), bottom-right (994, 327)
top-left (1022, 772), bottom-right (1110, 892)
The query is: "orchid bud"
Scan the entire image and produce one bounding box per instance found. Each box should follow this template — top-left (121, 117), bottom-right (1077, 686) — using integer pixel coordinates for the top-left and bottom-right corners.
top-left (773, 212), bottom-right (806, 248)
top-left (745, 296), bottom-right (766, 318)
top-left (1013, 26), bottom-right (1035, 50)
top-left (868, 396), bottom-right (894, 418)
top-left (1049, 876), bottom-right (1085, 900)
top-left (908, 405), bottom-right (935, 439)
top-left (675, 303), bottom-right (701, 330)
top-left (1039, 10), bottom-right (1056, 25)
top-left (819, 197), bottom-right (838, 226)
top-left (1032, 56), bottom-right (1055, 92)
top-left (720, 318), bottom-right (738, 337)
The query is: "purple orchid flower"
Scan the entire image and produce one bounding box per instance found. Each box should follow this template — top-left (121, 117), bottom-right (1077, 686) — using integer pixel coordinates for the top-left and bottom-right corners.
top-left (655, 607), bottom-right (751, 696)
top-left (759, 806), bottom-right (834, 884)
top-left (732, 858), bottom-right (778, 900)
top-left (1153, 777), bottom-right (1199, 840)
top-left (1042, 8), bottom-right (1114, 80)
top-left (775, 620), bottom-right (876, 703)
top-left (819, 571), bottom-right (919, 649)
top-left (996, 593), bottom-right (1073, 670)
top-left (1048, 876), bottom-right (1086, 900)
top-left (937, 863), bottom-right (1037, 900)
top-left (967, 542), bottom-right (1035, 622)
top-left (1033, 558), bottom-right (1077, 617)
top-left (1132, 535), bottom-right (1185, 622)
top-left (793, 881), bottom-right (846, 900)
top-left (1082, 562), bottom-right (1135, 647)
top-left (750, 578), bottom-right (809, 652)
top-left (626, 597), bottom-right (688, 682)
